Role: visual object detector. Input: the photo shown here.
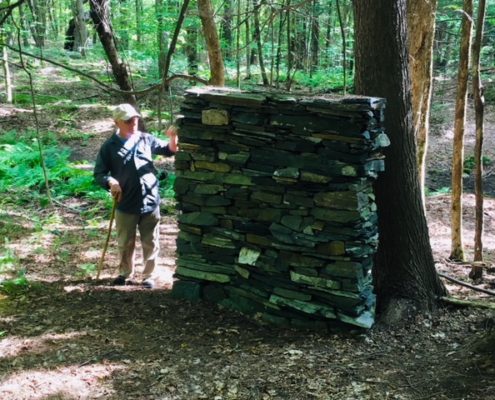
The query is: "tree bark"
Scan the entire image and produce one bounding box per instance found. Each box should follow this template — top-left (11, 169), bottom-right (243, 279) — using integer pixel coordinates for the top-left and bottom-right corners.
top-left (28, 0), bottom-right (47, 47)
top-left (470, 0), bottom-right (487, 280)
top-left (253, 0), bottom-right (269, 85)
top-left (197, 0), bottom-right (225, 86)
top-left (73, 0), bottom-right (88, 56)
top-left (221, 0), bottom-right (233, 61)
top-left (310, 0), bottom-right (319, 72)
top-left (89, 0), bottom-right (135, 104)
top-left (155, 0), bottom-right (167, 78)
top-left (17, 3), bottom-right (31, 47)
top-left (135, 0), bottom-right (143, 44)
top-left (245, 0), bottom-right (251, 79)
top-left (450, 0), bottom-right (473, 261)
top-left (275, 1), bottom-right (285, 88)
top-left (407, 0), bottom-right (437, 205)
top-left (353, 0), bottom-right (446, 315)
top-left (2, 45), bottom-right (13, 103)
top-left (185, 23), bottom-right (198, 77)
top-left (336, 0), bottom-right (346, 94)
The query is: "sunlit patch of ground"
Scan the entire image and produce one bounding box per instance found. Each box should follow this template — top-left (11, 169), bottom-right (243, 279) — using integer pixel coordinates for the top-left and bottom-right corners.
top-left (0, 364), bottom-right (124, 400)
top-left (427, 194), bottom-right (495, 263)
top-left (0, 331), bottom-right (86, 359)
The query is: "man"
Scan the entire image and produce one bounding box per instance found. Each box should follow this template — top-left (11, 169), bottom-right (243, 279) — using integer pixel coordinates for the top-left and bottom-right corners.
top-left (94, 103), bottom-right (178, 288)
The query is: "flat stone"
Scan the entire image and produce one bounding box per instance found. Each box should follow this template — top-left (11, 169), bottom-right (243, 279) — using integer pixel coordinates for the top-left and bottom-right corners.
top-left (202, 109), bottom-right (229, 125)
top-left (194, 184), bottom-right (225, 195)
top-left (194, 161), bottom-right (231, 173)
top-left (202, 234), bottom-right (237, 249)
top-left (290, 271), bottom-right (341, 290)
top-left (176, 266), bottom-right (231, 283)
top-left (316, 241), bottom-right (346, 256)
top-left (323, 261), bottom-right (365, 279)
top-left (171, 280), bottom-right (202, 301)
top-left (269, 294), bottom-right (337, 319)
top-left (337, 310), bottom-right (374, 329)
top-left (238, 247), bottom-right (261, 266)
top-left (179, 212), bottom-right (218, 226)
top-left (273, 287), bottom-right (312, 301)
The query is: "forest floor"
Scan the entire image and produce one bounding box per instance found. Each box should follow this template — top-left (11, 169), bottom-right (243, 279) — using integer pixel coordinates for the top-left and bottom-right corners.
top-left (0, 64), bottom-right (495, 399)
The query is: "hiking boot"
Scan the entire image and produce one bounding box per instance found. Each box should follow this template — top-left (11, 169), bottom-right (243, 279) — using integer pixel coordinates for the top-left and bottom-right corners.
top-left (113, 275), bottom-right (126, 285)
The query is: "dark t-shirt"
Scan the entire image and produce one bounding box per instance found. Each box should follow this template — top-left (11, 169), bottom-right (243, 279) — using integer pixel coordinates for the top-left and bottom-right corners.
top-left (94, 131), bottom-right (174, 214)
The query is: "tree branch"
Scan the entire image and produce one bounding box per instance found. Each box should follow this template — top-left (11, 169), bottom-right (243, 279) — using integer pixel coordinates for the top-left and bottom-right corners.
top-left (5, 44), bottom-right (208, 96)
top-left (0, 0), bottom-right (26, 27)
top-left (438, 272), bottom-right (495, 296)
top-left (162, 0), bottom-right (190, 86)
top-left (440, 296), bottom-right (495, 310)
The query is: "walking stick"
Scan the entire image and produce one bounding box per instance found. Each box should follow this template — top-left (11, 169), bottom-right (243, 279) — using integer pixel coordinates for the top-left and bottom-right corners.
top-left (96, 198), bottom-right (117, 280)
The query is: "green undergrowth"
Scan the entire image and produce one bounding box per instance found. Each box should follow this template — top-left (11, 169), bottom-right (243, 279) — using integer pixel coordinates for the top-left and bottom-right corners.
top-left (0, 132), bottom-right (176, 210)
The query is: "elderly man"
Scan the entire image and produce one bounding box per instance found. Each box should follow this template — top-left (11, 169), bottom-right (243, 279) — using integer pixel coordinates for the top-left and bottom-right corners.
top-left (94, 103), bottom-right (178, 288)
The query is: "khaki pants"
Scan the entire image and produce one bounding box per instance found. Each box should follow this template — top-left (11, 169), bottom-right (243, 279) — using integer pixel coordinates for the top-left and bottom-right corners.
top-left (115, 207), bottom-right (161, 280)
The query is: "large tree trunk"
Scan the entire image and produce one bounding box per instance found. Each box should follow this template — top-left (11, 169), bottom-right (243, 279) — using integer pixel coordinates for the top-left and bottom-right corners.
top-left (450, 0), bottom-right (473, 261)
top-left (197, 0), bottom-right (225, 86)
top-left (470, 0), bottom-right (487, 280)
top-left (353, 0), bottom-right (446, 317)
top-left (89, 0), bottom-right (135, 104)
top-left (407, 0), bottom-right (437, 204)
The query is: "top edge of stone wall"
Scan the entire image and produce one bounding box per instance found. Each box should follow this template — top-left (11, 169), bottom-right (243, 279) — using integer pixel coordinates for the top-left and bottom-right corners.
top-left (184, 86), bottom-right (386, 111)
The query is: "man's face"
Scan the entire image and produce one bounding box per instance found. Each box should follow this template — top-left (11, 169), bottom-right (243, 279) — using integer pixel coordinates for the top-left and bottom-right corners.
top-left (116, 116), bottom-right (139, 137)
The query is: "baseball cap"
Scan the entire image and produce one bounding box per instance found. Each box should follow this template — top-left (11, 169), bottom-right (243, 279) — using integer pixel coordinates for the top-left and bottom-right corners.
top-left (112, 104), bottom-right (141, 121)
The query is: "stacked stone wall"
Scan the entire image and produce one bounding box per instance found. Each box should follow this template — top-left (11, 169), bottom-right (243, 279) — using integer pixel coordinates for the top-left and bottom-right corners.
top-left (172, 87), bottom-right (388, 330)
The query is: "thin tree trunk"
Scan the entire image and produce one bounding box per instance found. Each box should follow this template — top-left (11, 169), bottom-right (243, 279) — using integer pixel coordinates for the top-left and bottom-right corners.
top-left (89, 0), bottom-right (136, 104)
top-left (470, 0), bottom-right (486, 280)
top-left (407, 0), bottom-right (437, 206)
top-left (310, 0), bottom-right (319, 72)
top-left (236, 0), bottom-right (241, 86)
top-left (450, 0), bottom-right (473, 261)
top-left (135, 0), bottom-right (142, 45)
top-left (222, 0), bottom-right (233, 61)
top-left (156, 0), bottom-right (167, 78)
top-left (245, 0), bottom-right (251, 79)
top-left (253, 0), bottom-right (269, 85)
top-left (286, 0), bottom-right (293, 86)
top-left (162, 0), bottom-right (189, 83)
top-left (74, 0), bottom-right (88, 56)
top-left (28, 0), bottom-right (47, 47)
top-left (186, 24), bottom-right (198, 77)
top-left (336, 0), bottom-right (346, 94)
top-left (269, 11), bottom-right (274, 85)
top-left (2, 45), bottom-right (13, 103)
top-left (275, 1), bottom-right (285, 88)
top-left (46, 0), bottom-right (57, 37)
top-left (353, 0), bottom-right (446, 316)
top-left (18, 4), bottom-right (30, 47)
top-left (198, 0), bottom-right (225, 86)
